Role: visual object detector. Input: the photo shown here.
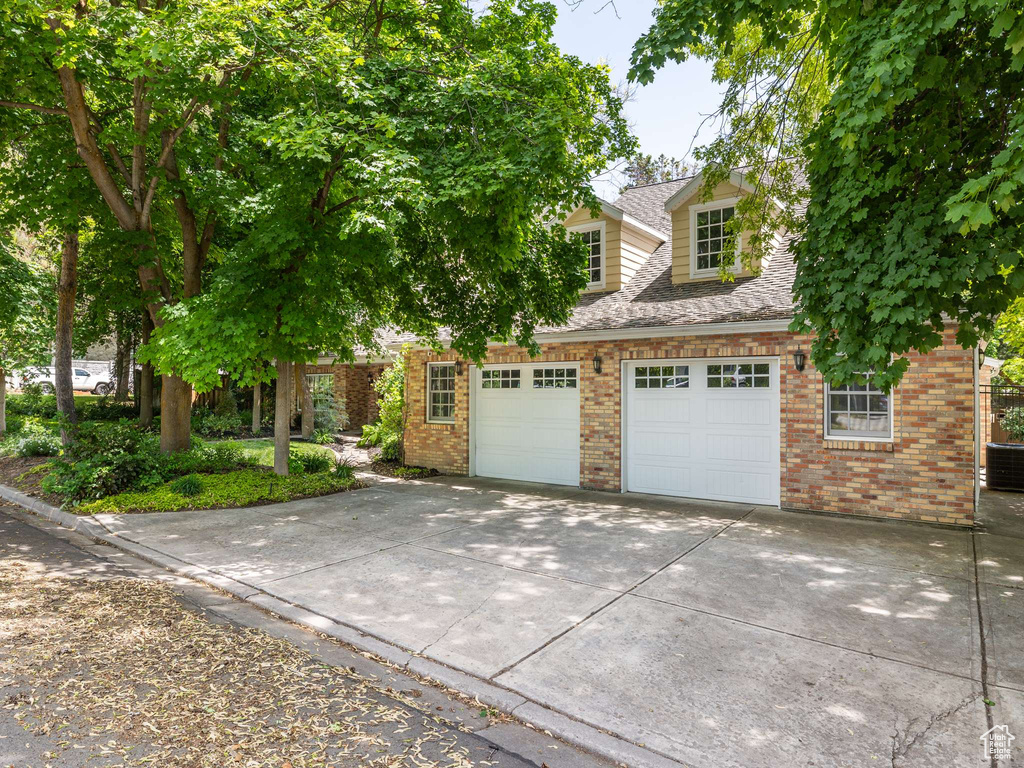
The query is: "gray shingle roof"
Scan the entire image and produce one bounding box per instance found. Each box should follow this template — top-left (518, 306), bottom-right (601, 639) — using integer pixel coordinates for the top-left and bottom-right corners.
top-left (366, 175), bottom-right (798, 352)
top-left (532, 175), bottom-right (797, 333)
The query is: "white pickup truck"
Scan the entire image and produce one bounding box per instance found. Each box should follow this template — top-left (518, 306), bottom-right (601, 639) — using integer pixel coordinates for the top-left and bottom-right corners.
top-left (9, 366), bottom-right (113, 395)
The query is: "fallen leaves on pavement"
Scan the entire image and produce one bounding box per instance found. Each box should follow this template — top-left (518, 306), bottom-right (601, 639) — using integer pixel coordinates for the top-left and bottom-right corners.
top-left (0, 558), bottom-right (484, 768)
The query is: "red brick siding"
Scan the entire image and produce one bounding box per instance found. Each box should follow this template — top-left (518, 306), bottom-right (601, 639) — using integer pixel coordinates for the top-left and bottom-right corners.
top-left (403, 329), bottom-right (976, 526)
top-left (306, 362), bottom-right (389, 429)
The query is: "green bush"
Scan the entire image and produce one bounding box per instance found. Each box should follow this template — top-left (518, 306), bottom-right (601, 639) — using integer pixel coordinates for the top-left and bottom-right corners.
top-left (1000, 406), bottom-right (1024, 441)
top-left (334, 460), bottom-right (354, 480)
top-left (79, 397), bottom-right (139, 422)
top-left (78, 468), bottom-right (360, 515)
top-left (293, 448), bottom-right (332, 474)
top-left (213, 388), bottom-right (239, 419)
top-left (42, 421), bottom-right (163, 501)
top-left (15, 427), bottom-right (61, 457)
top-left (192, 406), bottom-right (246, 438)
top-left (10, 384), bottom-right (58, 418)
top-left (169, 474), bottom-right (203, 496)
top-left (310, 428), bottom-right (334, 445)
top-left (358, 351), bottom-right (405, 462)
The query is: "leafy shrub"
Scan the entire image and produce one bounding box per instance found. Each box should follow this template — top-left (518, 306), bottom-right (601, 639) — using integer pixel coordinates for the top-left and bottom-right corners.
top-left (214, 388), bottom-right (239, 419)
top-left (333, 460), bottom-right (354, 480)
top-left (391, 465), bottom-right (433, 478)
top-left (310, 428), bottom-right (334, 445)
top-left (358, 351), bottom-right (405, 462)
top-left (79, 468), bottom-right (360, 515)
top-left (10, 385), bottom-right (58, 418)
top-left (192, 406), bottom-right (246, 438)
top-left (170, 474), bottom-right (203, 497)
top-left (79, 397), bottom-right (139, 422)
top-left (4, 415), bottom-right (25, 435)
top-left (293, 448), bottom-right (332, 474)
top-left (1001, 406), bottom-right (1024, 441)
top-left (15, 426), bottom-right (61, 457)
top-left (42, 420), bottom-right (164, 501)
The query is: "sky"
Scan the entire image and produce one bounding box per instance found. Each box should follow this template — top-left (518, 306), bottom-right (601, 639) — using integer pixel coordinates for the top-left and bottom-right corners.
top-left (549, 0), bottom-right (726, 199)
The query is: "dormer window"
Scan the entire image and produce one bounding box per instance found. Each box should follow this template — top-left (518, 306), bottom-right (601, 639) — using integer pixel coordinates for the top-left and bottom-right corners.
top-left (690, 198), bottom-right (740, 278)
top-left (569, 221), bottom-right (605, 290)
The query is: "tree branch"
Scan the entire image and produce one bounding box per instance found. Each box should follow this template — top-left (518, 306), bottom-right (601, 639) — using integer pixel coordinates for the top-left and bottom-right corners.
top-left (0, 100), bottom-right (69, 116)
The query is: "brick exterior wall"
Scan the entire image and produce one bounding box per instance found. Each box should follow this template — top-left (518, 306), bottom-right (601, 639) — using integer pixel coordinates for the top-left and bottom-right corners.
top-left (304, 362), bottom-right (389, 430)
top-left (403, 329), bottom-right (976, 526)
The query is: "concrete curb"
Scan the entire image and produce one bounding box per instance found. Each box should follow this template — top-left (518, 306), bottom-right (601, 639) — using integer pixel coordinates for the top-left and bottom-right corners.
top-left (1, 483), bottom-right (685, 768)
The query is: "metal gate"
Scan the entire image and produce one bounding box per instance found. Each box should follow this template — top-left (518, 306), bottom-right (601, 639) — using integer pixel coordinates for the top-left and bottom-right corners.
top-left (980, 383), bottom-right (1024, 466)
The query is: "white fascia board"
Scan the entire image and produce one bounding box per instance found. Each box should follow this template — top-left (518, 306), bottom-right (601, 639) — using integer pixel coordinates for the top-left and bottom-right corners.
top-left (383, 318), bottom-right (795, 353)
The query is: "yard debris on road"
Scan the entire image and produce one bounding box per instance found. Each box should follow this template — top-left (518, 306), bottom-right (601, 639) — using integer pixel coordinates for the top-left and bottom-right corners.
top-left (0, 554), bottom-right (491, 768)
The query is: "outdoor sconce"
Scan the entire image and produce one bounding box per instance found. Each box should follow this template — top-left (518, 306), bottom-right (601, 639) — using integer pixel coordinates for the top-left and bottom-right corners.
top-left (455, 360), bottom-right (464, 376)
top-left (593, 354), bottom-right (603, 374)
top-left (793, 349), bottom-right (806, 372)
top-left (366, 371), bottom-right (374, 384)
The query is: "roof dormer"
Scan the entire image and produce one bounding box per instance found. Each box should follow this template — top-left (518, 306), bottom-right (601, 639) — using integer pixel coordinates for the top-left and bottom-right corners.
top-left (563, 199), bottom-right (667, 292)
top-left (664, 169), bottom-right (776, 285)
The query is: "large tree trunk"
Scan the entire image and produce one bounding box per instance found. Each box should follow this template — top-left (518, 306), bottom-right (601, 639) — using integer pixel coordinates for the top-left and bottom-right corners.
top-left (298, 363), bottom-right (314, 439)
top-left (159, 375), bottom-right (192, 453)
top-left (139, 310), bottom-right (154, 428)
top-left (55, 229), bottom-right (79, 446)
top-left (274, 359), bottom-right (292, 475)
top-left (251, 382), bottom-right (261, 435)
top-left (0, 368), bottom-right (6, 438)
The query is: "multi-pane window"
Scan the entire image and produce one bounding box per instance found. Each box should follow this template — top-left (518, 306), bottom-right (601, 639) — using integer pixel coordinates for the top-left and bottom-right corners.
top-left (305, 373), bottom-right (335, 423)
top-left (481, 369), bottom-right (521, 389)
top-left (694, 205), bottom-right (736, 272)
top-left (706, 362), bottom-right (771, 389)
top-left (579, 228), bottom-right (603, 286)
top-left (427, 363), bottom-right (456, 422)
top-left (532, 367), bottom-right (577, 389)
top-left (826, 375), bottom-right (891, 438)
top-left (634, 365), bottom-right (689, 389)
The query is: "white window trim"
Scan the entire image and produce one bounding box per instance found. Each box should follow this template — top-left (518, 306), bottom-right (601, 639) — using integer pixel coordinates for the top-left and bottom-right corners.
top-left (689, 197), bottom-right (742, 279)
top-left (568, 220), bottom-right (606, 290)
top-left (823, 378), bottom-right (895, 442)
top-left (426, 362), bottom-right (456, 424)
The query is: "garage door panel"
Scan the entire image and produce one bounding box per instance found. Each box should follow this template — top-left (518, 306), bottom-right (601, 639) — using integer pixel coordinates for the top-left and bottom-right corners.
top-left (705, 469), bottom-right (774, 504)
top-left (631, 430), bottom-right (691, 460)
top-left (705, 433), bottom-right (773, 463)
top-left (706, 398), bottom-right (772, 426)
top-left (630, 464), bottom-right (694, 495)
top-left (627, 359), bottom-right (779, 506)
top-left (633, 397), bottom-right (691, 425)
top-left (474, 365), bottom-right (580, 487)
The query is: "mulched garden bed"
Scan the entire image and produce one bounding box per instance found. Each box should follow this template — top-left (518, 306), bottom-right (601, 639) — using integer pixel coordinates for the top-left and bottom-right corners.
top-left (0, 455), bottom-right (62, 507)
top-left (370, 460), bottom-right (440, 479)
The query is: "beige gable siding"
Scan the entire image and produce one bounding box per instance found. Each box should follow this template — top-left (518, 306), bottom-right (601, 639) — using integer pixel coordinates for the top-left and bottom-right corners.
top-left (671, 180), bottom-right (758, 285)
top-left (563, 208), bottom-right (622, 291)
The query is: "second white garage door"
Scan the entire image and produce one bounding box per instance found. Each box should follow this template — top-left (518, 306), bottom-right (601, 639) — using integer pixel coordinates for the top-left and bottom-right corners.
top-left (625, 358), bottom-right (780, 505)
top-left (472, 364), bottom-right (580, 487)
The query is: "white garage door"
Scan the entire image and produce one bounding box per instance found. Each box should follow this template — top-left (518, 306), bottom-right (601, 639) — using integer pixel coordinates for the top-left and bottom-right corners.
top-left (625, 358), bottom-right (780, 505)
top-left (472, 364), bottom-right (580, 487)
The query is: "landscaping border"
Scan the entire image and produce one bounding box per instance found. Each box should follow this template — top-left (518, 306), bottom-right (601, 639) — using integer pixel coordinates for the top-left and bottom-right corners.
top-left (0, 481), bottom-right (687, 768)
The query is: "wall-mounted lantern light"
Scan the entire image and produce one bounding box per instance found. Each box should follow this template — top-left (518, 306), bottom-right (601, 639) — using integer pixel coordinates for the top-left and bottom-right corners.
top-left (366, 371), bottom-right (374, 384)
top-left (455, 360), bottom-right (464, 376)
top-left (793, 349), bottom-right (806, 372)
top-left (593, 354), bottom-right (603, 374)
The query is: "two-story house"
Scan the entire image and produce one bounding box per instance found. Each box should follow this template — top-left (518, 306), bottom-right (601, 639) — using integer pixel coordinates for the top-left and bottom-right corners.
top-left (330, 168), bottom-right (978, 525)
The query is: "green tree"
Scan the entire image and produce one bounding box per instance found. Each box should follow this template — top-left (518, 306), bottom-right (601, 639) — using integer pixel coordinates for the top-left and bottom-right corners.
top-left (631, 1), bottom-right (1024, 389)
top-left (0, 238), bottom-right (52, 437)
top-left (140, 0), bottom-right (633, 473)
top-left (620, 153), bottom-right (688, 192)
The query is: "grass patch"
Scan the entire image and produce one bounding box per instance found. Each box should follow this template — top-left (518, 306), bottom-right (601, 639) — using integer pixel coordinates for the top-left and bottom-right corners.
top-left (228, 438), bottom-right (335, 467)
top-left (78, 468), bottom-right (361, 515)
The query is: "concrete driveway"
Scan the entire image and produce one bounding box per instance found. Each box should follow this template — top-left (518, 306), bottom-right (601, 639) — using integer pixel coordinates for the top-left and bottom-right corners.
top-left (96, 476), bottom-right (1022, 768)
